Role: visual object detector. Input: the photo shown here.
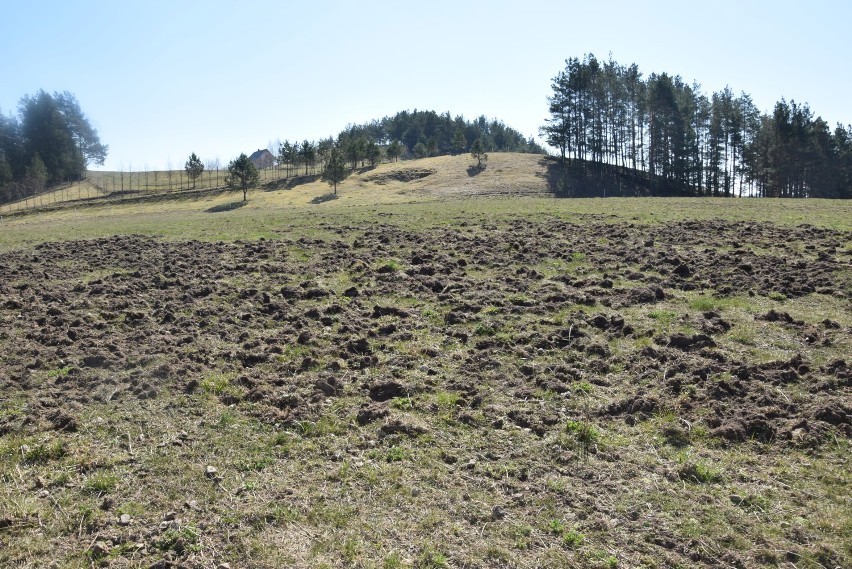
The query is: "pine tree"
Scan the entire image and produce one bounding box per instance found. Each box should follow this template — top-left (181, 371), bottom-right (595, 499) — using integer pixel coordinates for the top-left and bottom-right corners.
top-left (26, 153), bottom-right (48, 194)
top-left (426, 138), bottom-right (437, 157)
top-left (184, 152), bottom-right (204, 189)
top-left (0, 157), bottom-right (11, 189)
top-left (413, 141), bottom-right (428, 159)
top-left (366, 140), bottom-right (383, 167)
top-left (343, 137), bottom-right (367, 170)
top-left (321, 146), bottom-right (348, 194)
top-left (278, 140), bottom-right (293, 177)
top-left (17, 91), bottom-right (107, 186)
top-left (299, 140), bottom-right (316, 175)
top-left (316, 138), bottom-right (334, 169)
top-left (451, 128), bottom-right (467, 155)
top-left (386, 140), bottom-right (403, 162)
top-left (225, 153), bottom-right (259, 201)
top-left (470, 138), bottom-right (487, 169)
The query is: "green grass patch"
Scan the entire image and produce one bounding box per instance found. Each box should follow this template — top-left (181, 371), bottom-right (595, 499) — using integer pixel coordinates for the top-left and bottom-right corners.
top-left (565, 419), bottom-right (599, 446)
top-left (689, 296), bottom-right (717, 312)
top-left (391, 397), bottom-right (414, 411)
top-left (22, 440), bottom-right (67, 464)
top-left (199, 371), bottom-right (240, 397)
top-left (84, 472), bottom-right (119, 495)
top-left (154, 525), bottom-right (200, 553)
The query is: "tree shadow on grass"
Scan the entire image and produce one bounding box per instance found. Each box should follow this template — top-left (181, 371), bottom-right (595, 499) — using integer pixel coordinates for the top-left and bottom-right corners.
top-left (467, 165), bottom-right (486, 177)
top-left (262, 174), bottom-right (321, 192)
top-left (205, 200), bottom-right (247, 213)
top-left (310, 193), bottom-right (339, 205)
top-left (537, 156), bottom-right (682, 197)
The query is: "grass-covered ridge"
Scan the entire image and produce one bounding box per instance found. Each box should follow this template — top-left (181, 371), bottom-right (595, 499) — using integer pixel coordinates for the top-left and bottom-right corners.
top-left (1, 154), bottom-right (851, 253)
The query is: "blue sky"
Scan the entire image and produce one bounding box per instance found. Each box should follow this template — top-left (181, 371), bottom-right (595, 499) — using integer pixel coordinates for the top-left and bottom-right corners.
top-left (1, 0), bottom-right (849, 171)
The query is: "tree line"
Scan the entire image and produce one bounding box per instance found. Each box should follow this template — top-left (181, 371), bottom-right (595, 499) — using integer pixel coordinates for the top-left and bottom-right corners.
top-left (0, 90), bottom-right (108, 204)
top-left (542, 54), bottom-right (852, 198)
top-left (226, 110), bottom-right (542, 198)
top-left (340, 110), bottom-right (544, 159)
top-left (269, 110), bottom-right (544, 178)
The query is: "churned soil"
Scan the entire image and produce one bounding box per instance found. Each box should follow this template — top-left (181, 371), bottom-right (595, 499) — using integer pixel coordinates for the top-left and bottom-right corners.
top-left (1, 218), bottom-right (850, 567)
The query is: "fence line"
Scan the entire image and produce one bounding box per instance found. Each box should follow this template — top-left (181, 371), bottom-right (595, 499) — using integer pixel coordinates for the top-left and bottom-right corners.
top-left (0, 159), bottom-right (332, 214)
top-left (87, 160), bottom-right (327, 195)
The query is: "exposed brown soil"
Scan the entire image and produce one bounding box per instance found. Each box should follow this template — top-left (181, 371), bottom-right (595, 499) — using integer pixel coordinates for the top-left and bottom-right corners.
top-left (2, 221), bottom-right (848, 439)
top-left (1, 218), bottom-right (850, 567)
top-left (366, 168), bottom-right (436, 184)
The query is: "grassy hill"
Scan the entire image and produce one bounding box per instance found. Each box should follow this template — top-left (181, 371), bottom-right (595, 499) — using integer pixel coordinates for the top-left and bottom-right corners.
top-left (2, 153), bottom-right (850, 248)
top-left (0, 154), bottom-right (850, 568)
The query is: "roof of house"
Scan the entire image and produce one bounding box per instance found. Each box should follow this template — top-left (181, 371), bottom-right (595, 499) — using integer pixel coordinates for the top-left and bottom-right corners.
top-left (249, 149), bottom-right (273, 161)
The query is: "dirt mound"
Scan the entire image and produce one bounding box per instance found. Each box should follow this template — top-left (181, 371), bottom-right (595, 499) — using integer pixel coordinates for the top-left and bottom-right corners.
top-left (366, 168), bottom-right (435, 184)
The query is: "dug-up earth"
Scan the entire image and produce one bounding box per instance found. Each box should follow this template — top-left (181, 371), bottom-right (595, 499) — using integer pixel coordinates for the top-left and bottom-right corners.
top-left (1, 212), bottom-right (850, 567)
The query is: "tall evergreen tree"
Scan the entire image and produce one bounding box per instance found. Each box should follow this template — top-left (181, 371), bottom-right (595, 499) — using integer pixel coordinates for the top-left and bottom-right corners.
top-left (25, 153), bottom-right (48, 194)
top-left (19, 91), bottom-right (81, 184)
top-left (386, 140), bottom-right (403, 162)
top-left (321, 145), bottom-right (348, 194)
top-left (412, 141), bottom-right (428, 159)
top-left (184, 152), bottom-right (204, 189)
top-left (834, 125), bottom-right (852, 198)
top-left (17, 90), bottom-right (107, 185)
top-left (278, 140), bottom-right (293, 177)
top-left (542, 67), bottom-right (571, 164)
top-left (366, 140), bottom-right (382, 166)
top-left (343, 136), bottom-right (367, 170)
top-left (0, 155), bottom-right (11, 190)
top-left (0, 110), bottom-right (23, 186)
top-left (225, 153), bottom-right (259, 201)
top-left (53, 91), bottom-right (108, 169)
top-left (451, 128), bottom-right (467, 155)
top-left (299, 140), bottom-right (316, 175)
top-left (316, 138), bottom-right (334, 169)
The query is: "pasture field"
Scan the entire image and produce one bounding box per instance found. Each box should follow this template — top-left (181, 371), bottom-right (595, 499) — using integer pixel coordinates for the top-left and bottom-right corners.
top-left (0, 154), bottom-right (850, 568)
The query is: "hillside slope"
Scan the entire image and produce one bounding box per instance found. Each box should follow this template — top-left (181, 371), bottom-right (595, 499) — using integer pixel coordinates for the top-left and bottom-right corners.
top-left (1, 153), bottom-right (551, 216)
